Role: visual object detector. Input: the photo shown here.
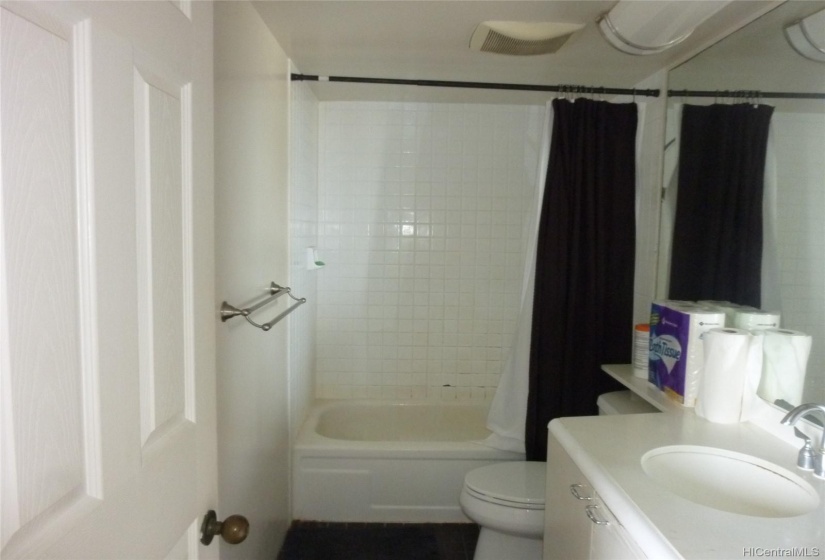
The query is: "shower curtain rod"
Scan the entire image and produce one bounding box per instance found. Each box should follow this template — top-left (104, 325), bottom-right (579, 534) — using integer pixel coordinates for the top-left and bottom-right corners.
top-left (291, 73), bottom-right (661, 98)
top-left (667, 89), bottom-right (825, 101)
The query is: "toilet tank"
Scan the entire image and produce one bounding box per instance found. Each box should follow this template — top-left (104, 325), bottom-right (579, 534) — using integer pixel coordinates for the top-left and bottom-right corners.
top-left (597, 390), bottom-right (658, 415)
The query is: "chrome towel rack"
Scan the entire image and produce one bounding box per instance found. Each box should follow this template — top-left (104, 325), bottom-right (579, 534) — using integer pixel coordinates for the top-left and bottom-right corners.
top-left (220, 282), bottom-right (306, 331)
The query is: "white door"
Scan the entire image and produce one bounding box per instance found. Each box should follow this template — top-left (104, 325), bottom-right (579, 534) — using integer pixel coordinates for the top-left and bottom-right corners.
top-left (1, 1), bottom-right (219, 558)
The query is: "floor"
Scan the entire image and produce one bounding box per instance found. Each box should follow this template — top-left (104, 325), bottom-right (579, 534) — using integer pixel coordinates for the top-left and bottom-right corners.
top-left (278, 521), bottom-right (480, 560)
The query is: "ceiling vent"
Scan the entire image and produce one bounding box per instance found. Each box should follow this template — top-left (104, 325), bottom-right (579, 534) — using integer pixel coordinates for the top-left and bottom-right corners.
top-left (469, 21), bottom-right (585, 56)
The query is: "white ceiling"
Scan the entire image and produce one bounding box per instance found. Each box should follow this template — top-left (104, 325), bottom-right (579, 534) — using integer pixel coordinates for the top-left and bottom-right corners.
top-left (251, 0), bottom-right (781, 104)
top-left (671, 1), bottom-right (825, 97)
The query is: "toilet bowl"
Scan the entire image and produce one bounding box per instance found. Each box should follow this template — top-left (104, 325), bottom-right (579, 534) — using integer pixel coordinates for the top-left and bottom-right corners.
top-left (461, 390), bottom-right (658, 559)
top-left (459, 461), bottom-right (546, 560)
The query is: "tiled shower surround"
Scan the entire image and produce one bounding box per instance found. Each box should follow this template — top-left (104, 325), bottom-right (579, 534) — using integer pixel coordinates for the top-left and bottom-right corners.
top-left (773, 112), bottom-right (825, 401)
top-left (316, 102), bottom-right (544, 400)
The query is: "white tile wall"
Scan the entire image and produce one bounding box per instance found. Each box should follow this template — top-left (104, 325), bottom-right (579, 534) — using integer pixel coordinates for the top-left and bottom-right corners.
top-left (288, 76), bottom-right (319, 434)
top-left (316, 102), bottom-right (544, 400)
top-left (772, 112), bottom-right (825, 402)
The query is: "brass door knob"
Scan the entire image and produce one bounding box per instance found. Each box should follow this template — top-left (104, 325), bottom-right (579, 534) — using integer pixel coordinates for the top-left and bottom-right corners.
top-left (200, 510), bottom-right (249, 545)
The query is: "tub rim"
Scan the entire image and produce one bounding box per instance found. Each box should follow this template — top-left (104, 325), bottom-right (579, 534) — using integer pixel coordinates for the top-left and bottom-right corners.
top-left (294, 399), bottom-right (524, 460)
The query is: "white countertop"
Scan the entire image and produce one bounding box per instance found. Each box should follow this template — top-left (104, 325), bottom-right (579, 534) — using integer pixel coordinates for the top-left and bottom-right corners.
top-left (550, 411), bottom-right (825, 559)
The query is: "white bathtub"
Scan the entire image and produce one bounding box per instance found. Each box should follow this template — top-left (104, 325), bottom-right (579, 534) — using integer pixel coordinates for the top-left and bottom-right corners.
top-left (292, 400), bottom-right (524, 523)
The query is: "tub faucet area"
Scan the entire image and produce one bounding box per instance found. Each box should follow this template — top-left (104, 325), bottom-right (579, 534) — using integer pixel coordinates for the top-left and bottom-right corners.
top-left (782, 403), bottom-right (825, 478)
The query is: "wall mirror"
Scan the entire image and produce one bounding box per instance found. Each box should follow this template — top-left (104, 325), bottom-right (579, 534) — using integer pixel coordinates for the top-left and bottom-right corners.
top-left (661, 0), bottom-right (825, 407)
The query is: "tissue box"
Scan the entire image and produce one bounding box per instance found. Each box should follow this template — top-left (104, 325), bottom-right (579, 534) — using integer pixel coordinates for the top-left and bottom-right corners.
top-left (648, 301), bottom-right (726, 406)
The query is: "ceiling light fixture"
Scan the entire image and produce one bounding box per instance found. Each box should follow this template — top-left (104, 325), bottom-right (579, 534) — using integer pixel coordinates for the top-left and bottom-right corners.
top-left (785, 8), bottom-right (825, 63)
top-left (598, 1), bottom-right (730, 56)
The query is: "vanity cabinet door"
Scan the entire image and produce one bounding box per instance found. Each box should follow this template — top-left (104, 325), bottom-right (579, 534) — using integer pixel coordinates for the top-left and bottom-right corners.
top-left (545, 435), bottom-right (594, 560)
top-left (588, 495), bottom-right (647, 560)
top-left (546, 433), bottom-right (646, 560)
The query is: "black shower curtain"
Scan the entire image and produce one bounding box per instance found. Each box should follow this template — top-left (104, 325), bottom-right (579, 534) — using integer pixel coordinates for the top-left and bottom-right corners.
top-left (525, 99), bottom-right (637, 461)
top-left (668, 103), bottom-right (774, 308)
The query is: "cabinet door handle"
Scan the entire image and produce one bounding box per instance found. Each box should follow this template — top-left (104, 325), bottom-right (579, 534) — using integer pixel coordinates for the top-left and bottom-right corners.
top-left (569, 484), bottom-right (592, 500)
top-left (585, 504), bottom-right (610, 525)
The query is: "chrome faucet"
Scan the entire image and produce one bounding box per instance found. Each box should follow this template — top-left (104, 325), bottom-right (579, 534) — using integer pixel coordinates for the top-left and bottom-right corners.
top-left (782, 403), bottom-right (825, 479)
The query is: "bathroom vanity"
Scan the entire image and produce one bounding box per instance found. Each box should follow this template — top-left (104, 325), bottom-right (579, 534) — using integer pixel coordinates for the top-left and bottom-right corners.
top-left (545, 367), bottom-right (825, 559)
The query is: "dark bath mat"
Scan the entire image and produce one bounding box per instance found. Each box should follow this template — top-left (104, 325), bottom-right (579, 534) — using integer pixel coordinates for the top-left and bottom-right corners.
top-left (278, 521), bottom-right (474, 560)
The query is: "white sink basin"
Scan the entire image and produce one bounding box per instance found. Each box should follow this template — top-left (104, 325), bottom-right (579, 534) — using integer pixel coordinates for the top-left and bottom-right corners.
top-left (641, 445), bottom-right (820, 517)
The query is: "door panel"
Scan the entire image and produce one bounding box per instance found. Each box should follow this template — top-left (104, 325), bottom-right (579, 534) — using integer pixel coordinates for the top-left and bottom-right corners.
top-left (1, 6), bottom-right (102, 553)
top-left (134, 59), bottom-right (196, 451)
top-left (0, 2), bottom-right (216, 558)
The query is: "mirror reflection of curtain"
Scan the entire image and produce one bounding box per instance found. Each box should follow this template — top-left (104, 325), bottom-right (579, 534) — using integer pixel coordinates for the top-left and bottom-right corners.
top-left (668, 103), bottom-right (774, 308)
top-left (525, 98), bottom-right (636, 461)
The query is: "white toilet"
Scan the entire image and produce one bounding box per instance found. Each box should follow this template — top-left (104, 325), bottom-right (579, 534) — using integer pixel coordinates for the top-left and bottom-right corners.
top-left (460, 390), bottom-right (657, 560)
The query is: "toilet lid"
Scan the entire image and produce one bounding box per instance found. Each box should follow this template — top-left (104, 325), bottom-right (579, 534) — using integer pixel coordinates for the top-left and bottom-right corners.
top-left (464, 462), bottom-right (545, 507)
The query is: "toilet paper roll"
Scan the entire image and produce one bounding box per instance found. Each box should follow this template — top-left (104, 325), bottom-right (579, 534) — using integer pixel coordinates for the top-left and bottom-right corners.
top-left (699, 301), bottom-right (757, 327)
top-left (696, 328), bottom-right (762, 424)
top-left (758, 328), bottom-right (811, 406)
top-left (649, 301), bottom-right (726, 406)
top-left (734, 310), bottom-right (781, 331)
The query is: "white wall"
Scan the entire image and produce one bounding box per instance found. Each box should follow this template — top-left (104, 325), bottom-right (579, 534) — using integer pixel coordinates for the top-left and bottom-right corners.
top-left (214, 2), bottom-right (291, 557)
top-left (288, 75), bottom-right (320, 440)
top-left (631, 70), bottom-right (669, 324)
top-left (315, 102), bottom-right (544, 401)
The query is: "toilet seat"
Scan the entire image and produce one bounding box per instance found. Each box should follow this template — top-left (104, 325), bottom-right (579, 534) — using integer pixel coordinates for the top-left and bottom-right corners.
top-left (463, 462), bottom-right (545, 510)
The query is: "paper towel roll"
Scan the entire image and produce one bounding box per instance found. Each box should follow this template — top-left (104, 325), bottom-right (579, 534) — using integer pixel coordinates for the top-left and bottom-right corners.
top-left (758, 328), bottom-right (811, 406)
top-left (734, 310), bottom-right (781, 331)
top-left (696, 328), bottom-right (762, 423)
